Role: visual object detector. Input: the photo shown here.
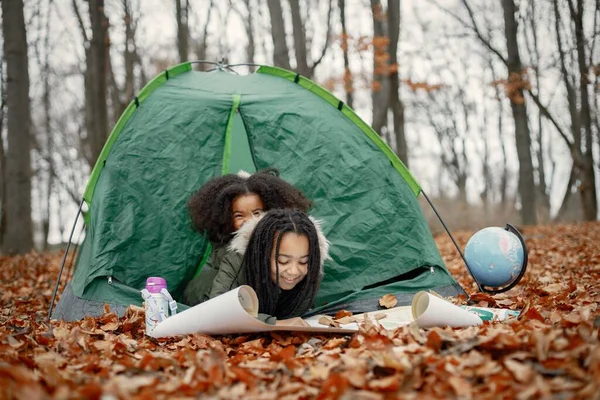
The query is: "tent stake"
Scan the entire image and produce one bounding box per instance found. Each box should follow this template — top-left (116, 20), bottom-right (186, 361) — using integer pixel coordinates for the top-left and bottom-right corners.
top-left (47, 199), bottom-right (84, 320)
top-left (421, 190), bottom-right (483, 293)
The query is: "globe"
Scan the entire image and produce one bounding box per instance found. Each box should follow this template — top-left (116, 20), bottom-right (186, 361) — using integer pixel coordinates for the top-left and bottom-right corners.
top-left (464, 227), bottom-right (525, 288)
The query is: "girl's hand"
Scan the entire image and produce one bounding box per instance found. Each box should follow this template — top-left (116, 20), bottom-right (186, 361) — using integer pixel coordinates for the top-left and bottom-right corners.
top-left (275, 317), bottom-right (310, 327)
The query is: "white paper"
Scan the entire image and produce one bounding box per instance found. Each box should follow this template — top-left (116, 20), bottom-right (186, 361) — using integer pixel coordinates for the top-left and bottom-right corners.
top-left (149, 286), bottom-right (357, 338)
top-left (150, 287), bottom-right (488, 338)
top-left (412, 291), bottom-right (483, 328)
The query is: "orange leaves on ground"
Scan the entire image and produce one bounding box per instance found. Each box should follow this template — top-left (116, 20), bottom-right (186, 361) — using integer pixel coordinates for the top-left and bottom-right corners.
top-left (379, 294), bottom-right (398, 309)
top-left (426, 329), bottom-right (444, 352)
top-left (317, 373), bottom-right (349, 400)
top-left (469, 292), bottom-right (498, 308)
top-left (1, 222), bottom-right (600, 398)
top-left (334, 310), bottom-right (352, 320)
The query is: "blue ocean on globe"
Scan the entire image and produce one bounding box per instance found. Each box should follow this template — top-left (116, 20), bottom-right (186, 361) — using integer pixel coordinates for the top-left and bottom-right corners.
top-left (464, 227), bottom-right (525, 287)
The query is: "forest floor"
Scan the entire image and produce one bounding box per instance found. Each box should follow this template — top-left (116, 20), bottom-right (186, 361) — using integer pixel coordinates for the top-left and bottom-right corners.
top-left (1, 222), bottom-right (599, 399)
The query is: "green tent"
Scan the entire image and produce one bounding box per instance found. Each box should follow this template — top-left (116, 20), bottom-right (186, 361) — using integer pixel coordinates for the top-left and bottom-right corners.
top-left (52, 62), bottom-right (463, 321)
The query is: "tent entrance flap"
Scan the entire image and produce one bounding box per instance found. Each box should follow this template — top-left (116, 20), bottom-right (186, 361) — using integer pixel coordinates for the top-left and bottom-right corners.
top-left (226, 110), bottom-right (256, 175)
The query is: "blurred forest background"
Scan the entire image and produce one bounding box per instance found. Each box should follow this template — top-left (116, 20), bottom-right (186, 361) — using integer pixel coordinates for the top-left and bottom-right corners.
top-left (1, 0), bottom-right (599, 255)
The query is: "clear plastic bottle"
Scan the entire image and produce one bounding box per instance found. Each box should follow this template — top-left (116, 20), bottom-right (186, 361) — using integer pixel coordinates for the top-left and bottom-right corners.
top-left (141, 277), bottom-right (177, 335)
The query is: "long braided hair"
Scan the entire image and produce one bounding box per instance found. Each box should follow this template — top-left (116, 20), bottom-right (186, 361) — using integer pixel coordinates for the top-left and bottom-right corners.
top-left (188, 168), bottom-right (312, 244)
top-left (243, 209), bottom-right (322, 318)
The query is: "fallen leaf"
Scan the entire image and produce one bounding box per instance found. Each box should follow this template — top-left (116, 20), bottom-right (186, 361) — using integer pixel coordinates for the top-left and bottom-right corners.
top-left (100, 321), bottom-right (119, 331)
top-left (379, 294), bottom-right (398, 309)
top-left (335, 316), bottom-right (353, 324)
top-left (426, 329), bottom-right (443, 352)
top-left (318, 316), bottom-right (340, 328)
top-left (7, 336), bottom-right (24, 349)
top-left (448, 375), bottom-right (472, 397)
top-left (408, 321), bottom-right (426, 344)
top-left (344, 369), bottom-right (367, 388)
top-left (317, 373), bottom-right (349, 399)
top-left (322, 337), bottom-right (347, 350)
top-left (504, 359), bottom-right (534, 383)
top-left (334, 310), bottom-right (353, 320)
top-left (368, 375), bottom-right (401, 391)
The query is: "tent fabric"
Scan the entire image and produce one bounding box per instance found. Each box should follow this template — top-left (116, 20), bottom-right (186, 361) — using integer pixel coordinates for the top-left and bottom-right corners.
top-left (53, 63), bottom-right (463, 321)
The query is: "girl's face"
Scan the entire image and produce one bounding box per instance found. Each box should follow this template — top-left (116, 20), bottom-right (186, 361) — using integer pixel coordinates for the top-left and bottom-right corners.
top-left (232, 193), bottom-right (264, 230)
top-left (270, 232), bottom-right (309, 290)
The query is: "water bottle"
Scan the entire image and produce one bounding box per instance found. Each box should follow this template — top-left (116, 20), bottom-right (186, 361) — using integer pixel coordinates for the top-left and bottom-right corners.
top-left (141, 277), bottom-right (177, 335)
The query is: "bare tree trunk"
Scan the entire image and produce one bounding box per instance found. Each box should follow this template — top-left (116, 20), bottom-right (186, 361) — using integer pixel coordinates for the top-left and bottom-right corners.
top-left (105, 0), bottom-right (137, 125)
top-left (42, 15), bottom-right (53, 250)
top-left (244, 0), bottom-right (256, 64)
top-left (0, 105), bottom-right (5, 246)
top-left (556, 164), bottom-right (577, 220)
top-left (266, 0), bottom-right (292, 70)
top-left (594, 0), bottom-right (600, 156)
top-left (387, 0), bottom-right (408, 166)
top-left (338, 0), bottom-right (353, 109)
top-left (524, 0), bottom-right (550, 221)
top-left (502, 0), bottom-right (537, 225)
top-left (0, 55), bottom-right (6, 247)
top-left (1, 0), bottom-right (34, 254)
top-left (570, 0), bottom-right (598, 220)
top-left (289, 0), bottom-right (310, 76)
top-left (84, 0), bottom-right (110, 167)
top-left (370, 0), bottom-right (389, 136)
top-left (479, 87), bottom-right (492, 206)
top-left (553, 0), bottom-right (582, 220)
top-left (123, 0), bottom-right (136, 100)
top-left (217, 7), bottom-right (233, 58)
top-left (230, 0), bottom-right (255, 64)
top-left (194, 0), bottom-right (213, 70)
top-left (488, 57), bottom-right (509, 204)
top-left (175, 0), bottom-right (189, 63)
top-left (107, 57), bottom-right (123, 127)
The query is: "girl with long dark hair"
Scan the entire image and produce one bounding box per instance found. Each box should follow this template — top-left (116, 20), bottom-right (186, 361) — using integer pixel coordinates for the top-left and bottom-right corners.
top-left (209, 209), bottom-right (329, 319)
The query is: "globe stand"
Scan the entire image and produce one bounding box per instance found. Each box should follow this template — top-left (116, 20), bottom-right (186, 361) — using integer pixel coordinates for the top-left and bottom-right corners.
top-left (422, 191), bottom-right (529, 297)
top-left (475, 224), bottom-right (529, 294)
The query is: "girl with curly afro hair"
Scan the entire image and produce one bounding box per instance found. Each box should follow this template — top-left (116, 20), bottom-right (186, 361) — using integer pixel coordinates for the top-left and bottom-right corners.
top-left (182, 169), bottom-right (312, 306)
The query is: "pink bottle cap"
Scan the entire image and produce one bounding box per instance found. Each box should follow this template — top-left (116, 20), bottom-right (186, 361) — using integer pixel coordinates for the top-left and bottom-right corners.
top-left (145, 277), bottom-right (167, 293)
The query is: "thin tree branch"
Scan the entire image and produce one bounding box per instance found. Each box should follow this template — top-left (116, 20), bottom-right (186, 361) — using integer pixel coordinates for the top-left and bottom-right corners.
top-left (525, 88), bottom-right (574, 149)
top-left (426, 0), bottom-right (509, 68)
top-left (72, 0), bottom-right (89, 44)
top-left (309, 0), bottom-right (333, 74)
top-left (461, 0), bottom-right (509, 67)
top-left (588, 0), bottom-right (600, 67)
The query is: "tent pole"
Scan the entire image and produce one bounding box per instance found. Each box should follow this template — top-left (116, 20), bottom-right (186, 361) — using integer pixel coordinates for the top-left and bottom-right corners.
top-left (421, 190), bottom-right (483, 293)
top-left (47, 199), bottom-right (84, 320)
top-left (65, 224), bottom-right (86, 283)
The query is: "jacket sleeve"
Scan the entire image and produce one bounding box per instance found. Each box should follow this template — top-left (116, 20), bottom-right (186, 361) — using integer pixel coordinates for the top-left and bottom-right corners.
top-left (181, 246), bottom-right (220, 306)
top-left (209, 251), bottom-right (244, 299)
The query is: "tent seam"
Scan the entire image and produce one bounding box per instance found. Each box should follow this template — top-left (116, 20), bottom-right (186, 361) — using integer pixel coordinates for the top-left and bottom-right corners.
top-left (222, 94), bottom-right (242, 175)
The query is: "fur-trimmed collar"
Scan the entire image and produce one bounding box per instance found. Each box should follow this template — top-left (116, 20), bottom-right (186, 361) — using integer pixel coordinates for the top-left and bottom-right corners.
top-left (228, 213), bottom-right (331, 267)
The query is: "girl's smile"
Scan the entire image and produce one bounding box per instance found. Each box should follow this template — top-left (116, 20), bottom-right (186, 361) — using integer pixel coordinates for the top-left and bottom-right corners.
top-left (271, 232), bottom-right (309, 290)
top-left (232, 193), bottom-right (264, 230)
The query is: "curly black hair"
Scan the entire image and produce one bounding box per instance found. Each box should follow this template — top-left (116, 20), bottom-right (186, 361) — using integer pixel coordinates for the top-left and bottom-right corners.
top-left (188, 169), bottom-right (312, 244)
top-left (242, 209), bottom-right (322, 319)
